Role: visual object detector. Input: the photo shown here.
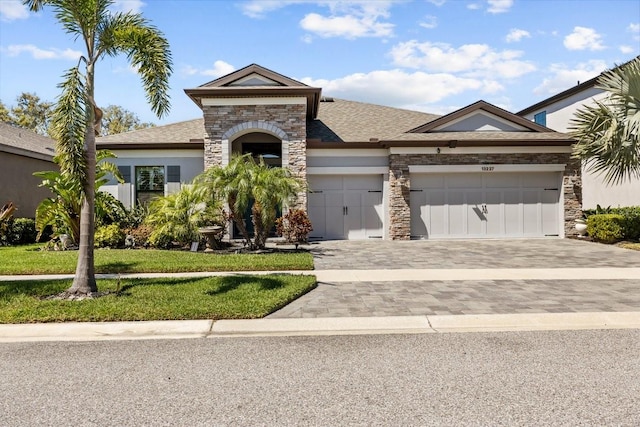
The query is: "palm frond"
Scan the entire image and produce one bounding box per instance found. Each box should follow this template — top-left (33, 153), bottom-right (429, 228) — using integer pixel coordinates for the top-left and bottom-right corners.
top-left (97, 12), bottom-right (172, 118)
top-left (50, 66), bottom-right (88, 180)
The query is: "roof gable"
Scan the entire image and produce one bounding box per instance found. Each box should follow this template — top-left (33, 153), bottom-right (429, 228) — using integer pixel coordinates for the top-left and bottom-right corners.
top-left (410, 101), bottom-right (551, 133)
top-left (198, 64), bottom-right (309, 88)
top-left (0, 122), bottom-right (55, 161)
top-left (185, 63), bottom-right (322, 118)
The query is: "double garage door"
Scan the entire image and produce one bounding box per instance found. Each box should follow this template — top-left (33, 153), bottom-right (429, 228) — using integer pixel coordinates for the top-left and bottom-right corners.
top-left (410, 172), bottom-right (560, 239)
top-left (308, 175), bottom-right (383, 240)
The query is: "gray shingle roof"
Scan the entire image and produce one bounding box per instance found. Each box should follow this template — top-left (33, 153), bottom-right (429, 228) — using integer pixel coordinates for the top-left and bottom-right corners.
top-left (96, 119), bottom-right (204, 145)
top-left (309, 98), bottom-right (439, 142)
top-left (0, 122), bottom-right (56, 160)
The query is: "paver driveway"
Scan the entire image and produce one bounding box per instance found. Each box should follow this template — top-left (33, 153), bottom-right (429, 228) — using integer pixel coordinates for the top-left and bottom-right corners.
top-left (269, 239), bottom-right (640, 318)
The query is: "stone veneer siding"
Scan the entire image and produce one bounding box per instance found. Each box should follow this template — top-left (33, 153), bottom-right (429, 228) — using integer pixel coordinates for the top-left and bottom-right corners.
top-left (202, 102), bottom-right (307, 209)
top-left (388, 153), bottom-right (582, 240)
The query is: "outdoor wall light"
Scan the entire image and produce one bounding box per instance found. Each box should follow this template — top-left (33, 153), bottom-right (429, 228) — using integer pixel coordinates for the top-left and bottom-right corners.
top-left (448, 140), bottom-right (458, 148)
top-left (436, 147), bottom-right (441, 154)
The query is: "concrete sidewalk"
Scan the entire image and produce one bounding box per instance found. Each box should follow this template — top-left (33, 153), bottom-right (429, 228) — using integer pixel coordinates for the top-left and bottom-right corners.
top-left (2, 266), bottom-right (639, 282)
top-left (2, 312), bottom-right (640, 343)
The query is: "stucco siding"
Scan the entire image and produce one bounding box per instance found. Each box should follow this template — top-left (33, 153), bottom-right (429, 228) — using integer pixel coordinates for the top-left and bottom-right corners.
top-left (0, 152), bottom-right (54, 217)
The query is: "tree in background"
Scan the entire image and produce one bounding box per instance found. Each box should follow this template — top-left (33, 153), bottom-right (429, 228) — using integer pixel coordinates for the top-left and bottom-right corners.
top-left (570, 57), bottom-right (640, 185)
top-left (27, 0), bottom-right (172, 297)
top-left (100, 105), bottom-right (154, 136)
top-left (0, 93), bottom-right (53, 136)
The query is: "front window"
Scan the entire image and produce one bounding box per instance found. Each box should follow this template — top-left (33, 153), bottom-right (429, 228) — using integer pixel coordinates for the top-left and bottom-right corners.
top-left (136, 166), bottom-right (165, 191)
top-left (136, 166), bottom-right (164, 205)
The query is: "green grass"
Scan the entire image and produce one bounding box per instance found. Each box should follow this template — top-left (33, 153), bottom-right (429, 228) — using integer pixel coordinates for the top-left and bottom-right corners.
top-left (0, 244), bottom-right (314, 275)
top-left (618, 242), bottom-right (640, 251)
top-left (0, 275), bottom-right (317, 323)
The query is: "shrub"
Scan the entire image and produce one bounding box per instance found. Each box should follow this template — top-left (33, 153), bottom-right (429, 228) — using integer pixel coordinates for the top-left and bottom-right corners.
top-left (147, 228), bottom-right (174, 249)
top-left (127, 224), bottom-right (154, 248)
top-left (11, 218), bottom-right (38, 244)
top-left (276, 209), bottom-right (313, 249)
top-left (587, 214), bottom-right (625, 244)
top-left (584, 205), bottom-right (640, 241)
top-left (94, 224), bottom-right (126, 248)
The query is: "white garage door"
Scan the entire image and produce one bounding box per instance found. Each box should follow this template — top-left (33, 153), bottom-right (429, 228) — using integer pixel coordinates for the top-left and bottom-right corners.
top-left (410, 172), bottom-right (560, 239)
top-left (308, 175), bottom-right (383, 240)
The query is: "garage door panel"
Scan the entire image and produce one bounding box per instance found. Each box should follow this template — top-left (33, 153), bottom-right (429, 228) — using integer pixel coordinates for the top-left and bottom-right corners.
top-left (429, 191), bottom-right (447, 236)
top-left (504, 190), bottom-right (521, 235)
top-left (542, 190), bottom-right (560, 236)
top-left (410, 191), bottom-right (427, 237)
top-left (448, 174), bottom-right (482, 188)
top-left (522, 190), bottom-right (541, 235)
top-left (466, 192), bottom-right (484, 236)
top-left (485, 190), bottom-right (503, 235)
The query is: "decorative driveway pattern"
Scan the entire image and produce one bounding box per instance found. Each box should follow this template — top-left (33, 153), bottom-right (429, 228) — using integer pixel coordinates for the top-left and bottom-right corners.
top-left (269, 239), bottom-right (640, 318)
top-left (310, 239), bottom-right (640, 270)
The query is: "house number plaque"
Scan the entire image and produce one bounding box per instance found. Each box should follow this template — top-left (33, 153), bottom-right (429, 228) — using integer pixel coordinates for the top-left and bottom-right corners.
top-left (481, 166), bottom-right (495, 171)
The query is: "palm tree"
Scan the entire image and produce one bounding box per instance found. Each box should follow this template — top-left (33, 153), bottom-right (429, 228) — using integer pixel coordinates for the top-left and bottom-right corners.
top-left (26, 0), bottom-right (172, 296)
top-left (197, 154), bottom-right (303, 250)
top-left (570, 57), bottom-right (640, 185)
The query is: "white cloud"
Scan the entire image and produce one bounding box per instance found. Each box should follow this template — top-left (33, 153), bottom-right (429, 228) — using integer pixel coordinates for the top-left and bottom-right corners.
top-left (467, 3), bottom-right (481, 10)
top-left (619, 45), bottom-right (635, 54)
top-left (300, 2), bottom-right (395, 39)
top-left (111, 0), bottom-right (145, 14)
top-left (563, 26), bottom-right (605, 51)
top-left (389, 40), bottom-right (536, 78)
top-left (533, 60), bottom-right (608, 95)
top-left (183, 60), bottom-right (236, 78)
top-left (3, 44), bottom-right (81, 60)
top-left (487, 0), bottom-right (513, 14)
top-left (241, 0), bottom-right (304, 18)
top-left (628, 22), bottom-right (640, 40)
top-left (0, 0), bottom-right (29, 21)
top-left (427, 0), bottom-right (447, 6)
top-left (419, 15), bottom-right (438, 30)
top-left (300, 12), bottom-right (394, 38)
top-left (299, 69), bottom-right (487, 107)
top-left (505, 29), bottom-right (530, 43)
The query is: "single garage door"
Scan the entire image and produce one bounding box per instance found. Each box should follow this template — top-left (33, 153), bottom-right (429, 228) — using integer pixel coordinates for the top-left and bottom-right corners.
top-left (410, 172), bottom-right (560, 239)
top-left (308, 175), bottom-right (383, 240)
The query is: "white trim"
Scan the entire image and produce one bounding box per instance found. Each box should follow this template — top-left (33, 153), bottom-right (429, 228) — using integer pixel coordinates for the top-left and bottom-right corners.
top-left (307, 148), bottom-right (388, 157)
top-left (409, 164), bottom-right (566, 173)
top-left (434, 110), bottom-right (528, 131)
top-left (389, 146), bottom-right (572, 155)
top-left (307, 166), bottom-right (389, 175)
top-left (111, 149), bottom-right (204, 158)
top-left (202, 97), bottom-right (306, 106)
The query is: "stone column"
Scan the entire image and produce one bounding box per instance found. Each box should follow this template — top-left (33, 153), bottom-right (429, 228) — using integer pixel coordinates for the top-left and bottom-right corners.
top-left (388, 154), bottom-right (411, 240)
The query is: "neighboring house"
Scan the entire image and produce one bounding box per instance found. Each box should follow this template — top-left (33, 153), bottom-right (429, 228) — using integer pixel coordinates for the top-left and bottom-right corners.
top-left (98, 64), bottom-right (580, 240)
top-left (518, 68), bottom-right (640, 210)
top-left (0, 122), bottom-right (56, 217)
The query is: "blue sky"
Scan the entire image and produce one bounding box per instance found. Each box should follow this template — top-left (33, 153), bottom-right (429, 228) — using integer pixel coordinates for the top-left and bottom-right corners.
top-left (1, 0), bottom-right (638, 126)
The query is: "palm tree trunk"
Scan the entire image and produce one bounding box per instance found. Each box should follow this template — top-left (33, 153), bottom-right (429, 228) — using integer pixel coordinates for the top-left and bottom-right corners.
top-left (68, 123), bottom-right (97, 294)
top-left (68, 64), bottom-right (97, 295)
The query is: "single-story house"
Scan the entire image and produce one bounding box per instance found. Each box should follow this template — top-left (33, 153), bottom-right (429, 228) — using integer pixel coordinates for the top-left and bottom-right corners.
top-left (517, 62), bottom-right (640, 210)
top-left (0, 122), bottom-right (56, 217)
top-left (98, 64), bottom-right (581, 240)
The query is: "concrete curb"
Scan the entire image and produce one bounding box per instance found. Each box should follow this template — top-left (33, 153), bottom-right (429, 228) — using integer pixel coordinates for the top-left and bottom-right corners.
top-left (1, 312), bottom-right (639, 343)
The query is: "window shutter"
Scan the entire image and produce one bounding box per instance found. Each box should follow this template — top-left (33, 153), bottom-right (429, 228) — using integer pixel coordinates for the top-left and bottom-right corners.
top-left (118, 166), bottom-right (131, 183)
top-left (167, 166), bottom-right (180, 183)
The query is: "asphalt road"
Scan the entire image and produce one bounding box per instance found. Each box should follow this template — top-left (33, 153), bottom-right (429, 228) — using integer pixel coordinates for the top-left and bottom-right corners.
top-left (1, 330), bottom-right (639, 426)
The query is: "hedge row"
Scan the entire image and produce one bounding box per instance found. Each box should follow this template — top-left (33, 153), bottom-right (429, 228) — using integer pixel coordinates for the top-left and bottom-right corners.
top-left (584, 206), bottom-right (640, 243)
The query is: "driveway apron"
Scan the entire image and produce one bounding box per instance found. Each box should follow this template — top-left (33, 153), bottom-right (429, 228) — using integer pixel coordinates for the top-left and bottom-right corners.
top-left (269, 239), bottom-right (640, 318)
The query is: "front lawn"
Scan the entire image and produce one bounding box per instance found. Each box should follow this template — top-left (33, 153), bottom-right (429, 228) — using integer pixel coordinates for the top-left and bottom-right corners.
top-left (0, 275), bottom-right (316, 323)
top-left (0, 244), bottom-right (314, 275)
